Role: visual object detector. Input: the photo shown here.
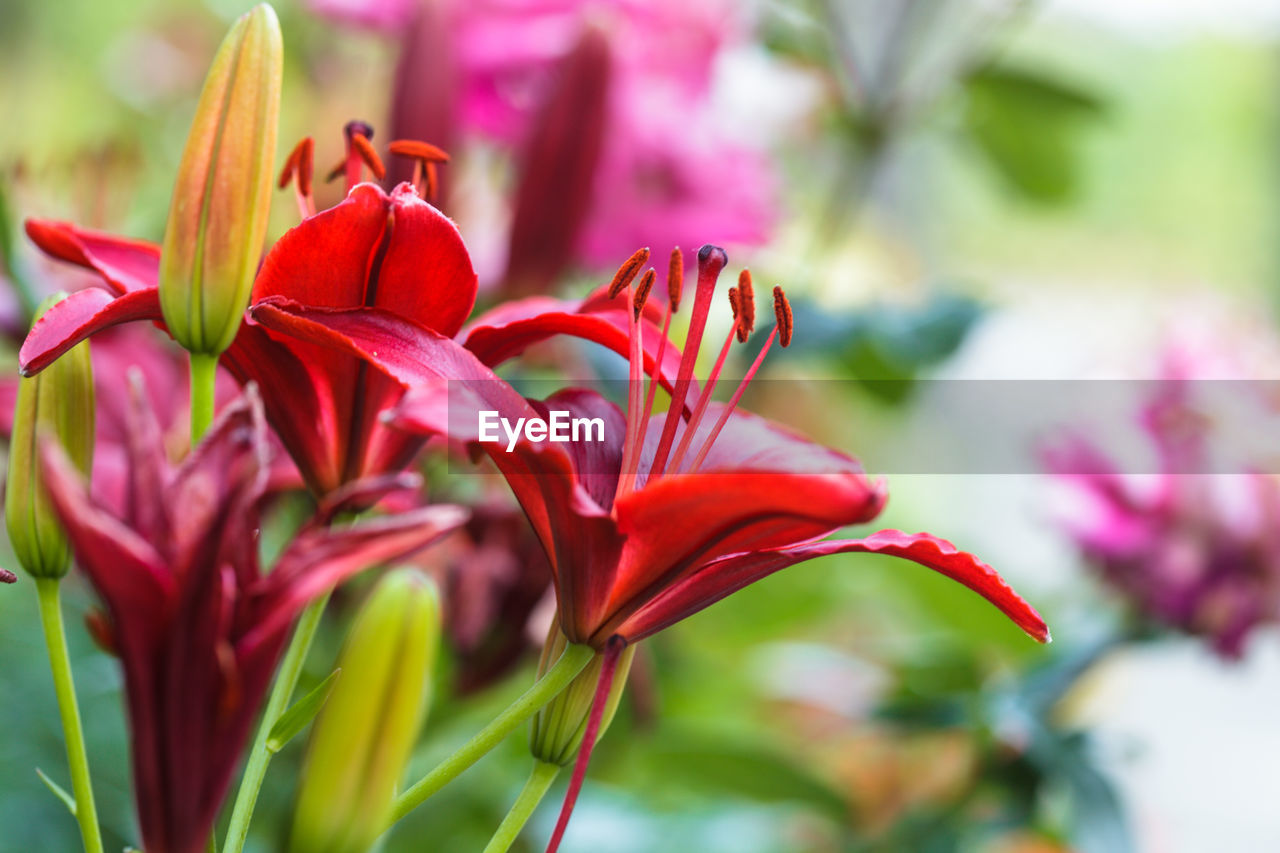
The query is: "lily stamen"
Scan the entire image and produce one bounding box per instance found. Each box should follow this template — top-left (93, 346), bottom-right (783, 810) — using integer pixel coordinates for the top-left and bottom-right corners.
top-left (737, 269), bottom-right (755, 342)
top-left (687, 287), bottom-right (793, 473)
top-left (277, 137), bottom-right (316, 219)
top-left (665, 281), bottom-right (750, 474)
top-left (632, 267), bottom-right (655, 319)
top-left (629, 248), bottom-right (684, 491)
top-left (389, 139), bottom-right (451, 201)
top-left (773, 284), bottom-right (793, 348)
top-left (607, 247), bottom-right (650, 299)
top-left (615, 268), bottom-right (651, 501)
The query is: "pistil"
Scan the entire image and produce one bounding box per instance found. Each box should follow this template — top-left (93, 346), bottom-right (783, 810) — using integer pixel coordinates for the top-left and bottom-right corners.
top-left (648, 245), bottom-right (726, 478)
top-left (326, 121), bottom-right (383, 191)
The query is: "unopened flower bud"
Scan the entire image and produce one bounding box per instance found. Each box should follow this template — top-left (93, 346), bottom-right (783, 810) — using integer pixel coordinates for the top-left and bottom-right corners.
top-left (5, 295), bottom-right (94, 579)
top-left (530, 625), bottom-right (635, 766)
top-left (290, 568), bottom-right (441, 853)
top-left (159, 3), bottom-right (282, 356)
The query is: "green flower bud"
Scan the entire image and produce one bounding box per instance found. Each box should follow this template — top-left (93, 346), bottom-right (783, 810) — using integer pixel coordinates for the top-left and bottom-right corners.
top-left (290, 569), bottom-right (441, 853)
top-left (159, 3), bottom-right (282, 356)
top-left (530, 625), bottom-right (635, 766)
top-left (5, 295), bottom-right (94, 579)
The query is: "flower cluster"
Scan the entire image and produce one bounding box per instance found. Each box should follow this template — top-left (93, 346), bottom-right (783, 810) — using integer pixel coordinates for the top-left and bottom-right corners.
top-left (3, 6), bottom-right (1048, 853)
top-left (1046, 376), bottom-right (1280, 658)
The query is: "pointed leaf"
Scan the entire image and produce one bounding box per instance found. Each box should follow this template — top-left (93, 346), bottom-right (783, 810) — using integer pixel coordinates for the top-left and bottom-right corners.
top-left (266, 668), bottom-right (341, 753)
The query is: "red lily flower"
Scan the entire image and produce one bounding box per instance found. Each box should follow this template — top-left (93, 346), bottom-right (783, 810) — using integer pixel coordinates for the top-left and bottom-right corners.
top-left (39, 383), bottom-right (465, 853)
top-left (241, 244), bottom-right (1048, 850)
top-left (19, 124), bottom-right (479, 498)
top-left (18, 171), bottom-right (687, 499)
top-left (280, 244), bottom-right (1049, 646)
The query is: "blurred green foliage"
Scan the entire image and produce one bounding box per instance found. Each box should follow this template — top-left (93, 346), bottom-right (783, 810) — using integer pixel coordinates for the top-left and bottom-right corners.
top-left (961, 65), bottom-right (1108, 205)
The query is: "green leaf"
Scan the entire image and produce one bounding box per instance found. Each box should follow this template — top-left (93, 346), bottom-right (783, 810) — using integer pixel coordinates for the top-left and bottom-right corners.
top-left (962, 65), bottom-right (1108, 204)
top-left (641, 731), bottom-right (849, 821)
top-left (266, 668), bottom-right (340, 754)
top-left (34, 767), bottom-right (77, 816)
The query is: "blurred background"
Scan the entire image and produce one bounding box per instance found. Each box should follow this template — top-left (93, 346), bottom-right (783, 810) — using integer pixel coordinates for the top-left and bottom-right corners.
top-left (2, 0), bottom-right (1280, 851)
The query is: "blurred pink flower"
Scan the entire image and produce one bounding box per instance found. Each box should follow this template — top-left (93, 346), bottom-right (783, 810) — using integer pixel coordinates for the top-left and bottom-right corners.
top-left (1045, 365), bottom-right (1280, 658)
top-left (313, 0), bottom-right (776, 273)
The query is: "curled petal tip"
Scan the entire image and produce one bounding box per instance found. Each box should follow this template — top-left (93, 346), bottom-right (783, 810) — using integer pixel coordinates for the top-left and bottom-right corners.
top-left (0, 569), bottom-right (15, 584)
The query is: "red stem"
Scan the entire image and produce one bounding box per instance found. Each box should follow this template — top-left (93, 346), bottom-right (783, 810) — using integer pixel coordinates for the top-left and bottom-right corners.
top-left (545, 637), bottom-right (626, 853)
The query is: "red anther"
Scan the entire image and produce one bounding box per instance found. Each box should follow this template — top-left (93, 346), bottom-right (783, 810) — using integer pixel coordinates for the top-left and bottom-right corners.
top-left (0, 568), bottom-right (14, 584)
top-left (388, 139), bottom-right (451, 162)
top-left (773, 286), bottom-right (793, 347)
top-left (737, 269), bottom-right (755, 340)
top-left (667, 247), bottom-right (683, 311)
top-left (277, 146), bottom-right (297, 189)
top-left (388, 139), bottom-right (451, 201)
top-left (633, 268), bottom-right (656, 318)
top-left (608, 247), bottom-right (651, 299)
top-left (728, 286), bottom-right (741, 325)
top-left (296, 137), bottom-right (314, 197)
top-left (349, 132), bottom-right (386, 180)
top-left (278, 137), bottom-right (315, 194)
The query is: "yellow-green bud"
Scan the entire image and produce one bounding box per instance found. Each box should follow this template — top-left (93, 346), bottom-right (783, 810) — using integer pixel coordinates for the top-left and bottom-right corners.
top-left (5, 295), bottom-right (94, 579)
top-left (530, 625), bottom-right (635, 766)
top-left (290, 569), bottom-right (441, 853)
top-left (159, 3), bottom-right (282, 356)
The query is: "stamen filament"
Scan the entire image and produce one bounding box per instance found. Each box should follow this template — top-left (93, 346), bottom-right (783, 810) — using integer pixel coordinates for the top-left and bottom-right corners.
top-left (687, 326), bottom-right (778, 474)
top-left (615, 281), bottom-right (646, 502)
top-left (666, 321), bottom-right (738, 475)
top-left (631, 305), bottom-right (674, 490)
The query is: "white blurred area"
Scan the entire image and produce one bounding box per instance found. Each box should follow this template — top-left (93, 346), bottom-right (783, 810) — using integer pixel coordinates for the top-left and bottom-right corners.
top-left (1046, 0), bottom-right (1280, 40)
top-left (855, 0), bottom-right (1280, 840)
top-left (1075, 636), bottom-right (1280, 853)
top-left (899, 292), bottom-right (1280, 852)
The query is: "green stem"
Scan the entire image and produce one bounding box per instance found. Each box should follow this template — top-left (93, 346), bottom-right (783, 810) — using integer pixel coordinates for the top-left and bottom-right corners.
top-left (483, 762), bottom-right (560, 853)
top-left (189, 352), bottom-right (219, 445)
top-left (35, 578), bottom-right (104, 853)
top-left (222, 594), bottom-right (331, 853)
top-left (390, 643), bottom-right (595, 824)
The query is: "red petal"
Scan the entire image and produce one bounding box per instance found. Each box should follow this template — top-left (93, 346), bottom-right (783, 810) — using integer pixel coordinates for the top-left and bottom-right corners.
top-left (374, 183), bottom-right (477, 338)
top-left (603, 470), bottom-right (885, 640)
top-left (39, 439), bottom-right (174, 633)
top-left (616, 530), bottom-right (1051, 644)
top-left (463, 301), bottom-right (689, 397)
top-left (243, 505), bottom-right (469, 653)
top-left (19, 287), bottom-right (164, 375)
top-left (251, 183), bottom-right (476, 337)
top-left (248, 302), bottom-right (623, 624)
top-left (25, 219), bottom-right (160, 294)
top-left (220, 321), bottom-right (346, 495)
